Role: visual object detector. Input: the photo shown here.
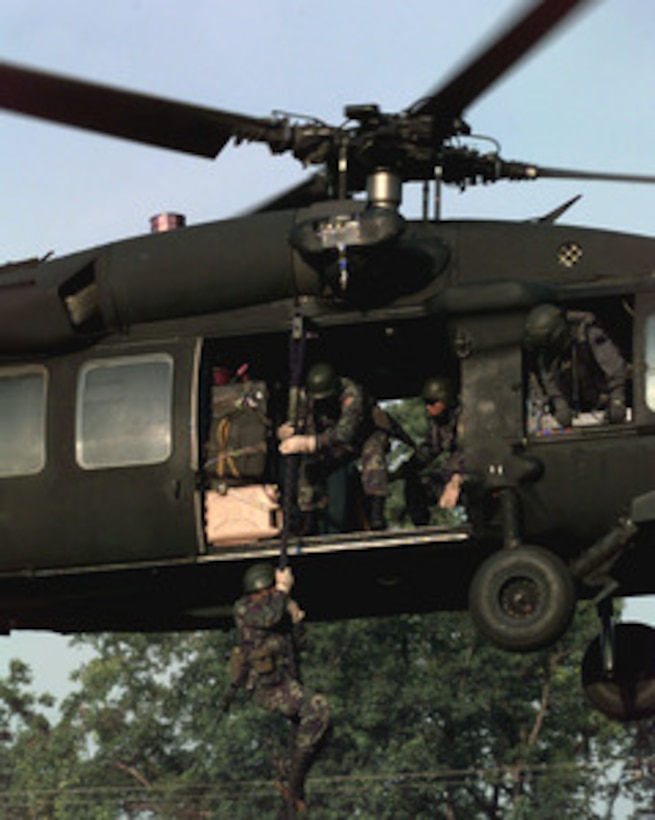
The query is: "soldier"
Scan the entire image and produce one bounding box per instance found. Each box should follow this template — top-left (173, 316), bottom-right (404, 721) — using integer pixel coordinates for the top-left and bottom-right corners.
top-left (278, 362), bottom-right (389, 532)
top-left (524, 304), bottom-right (628, 429)
top-left (401, 375), bottom-right (464, 526)
top-left (233, 562), bottom-right (329, 813)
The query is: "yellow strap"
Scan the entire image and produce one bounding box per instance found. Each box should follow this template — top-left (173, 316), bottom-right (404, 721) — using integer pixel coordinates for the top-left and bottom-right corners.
top-left (215, 417), bottom-right (240, 478)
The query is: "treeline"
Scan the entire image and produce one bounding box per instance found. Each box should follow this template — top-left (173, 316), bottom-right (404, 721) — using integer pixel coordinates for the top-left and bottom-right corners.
top-left (0, 607), bottom-right (654, 818)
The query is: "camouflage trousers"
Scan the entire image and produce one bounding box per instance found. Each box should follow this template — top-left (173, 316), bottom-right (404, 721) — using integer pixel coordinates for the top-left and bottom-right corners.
top-left (298, 429), bottom-right (388, 511)
top-left (254, 674), bottom-right (330, 754)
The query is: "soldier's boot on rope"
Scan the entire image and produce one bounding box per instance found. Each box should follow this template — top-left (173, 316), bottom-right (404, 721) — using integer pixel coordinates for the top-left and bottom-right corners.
top-left (286, 747), bottom-right (312, 812)
top-left (368, 496), bottom-right (387, 530)
top-left (274, 781), bottom-right (306, 818)
top-left (274, 725), bottom-right (309, 815)
top-left (275, 770), bottom-right (308, 815)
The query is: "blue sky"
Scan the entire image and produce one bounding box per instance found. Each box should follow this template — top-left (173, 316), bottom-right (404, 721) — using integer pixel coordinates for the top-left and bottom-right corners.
top-left (2, 0), bottom-right (655, 262)
top-left (1, 0), bottom-right (655, 714)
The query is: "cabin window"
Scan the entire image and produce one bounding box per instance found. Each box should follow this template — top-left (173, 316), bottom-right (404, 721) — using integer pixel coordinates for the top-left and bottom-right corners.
top-left (0, 367), bottom-right (47, 477)
top-left (524, 299), bottom-right (633, 433)
top-left (647, 315), bottom-right (655, 412)
top-left (76, 354), bottom-right (173, 469)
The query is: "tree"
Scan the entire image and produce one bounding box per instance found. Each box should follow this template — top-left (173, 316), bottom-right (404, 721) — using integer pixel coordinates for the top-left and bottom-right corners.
top-left (611, 716), bottom-right (655, 819)
top-left (0, 602), bottom-right (642, 818)
top-left (300, 605), bottom-right (631, 818)
top-left (0, 659), bottom-right (88, 819)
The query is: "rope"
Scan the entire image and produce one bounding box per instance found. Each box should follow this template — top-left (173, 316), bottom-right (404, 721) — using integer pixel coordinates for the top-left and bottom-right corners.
top-left (279, 310), bottom-right (306, 570)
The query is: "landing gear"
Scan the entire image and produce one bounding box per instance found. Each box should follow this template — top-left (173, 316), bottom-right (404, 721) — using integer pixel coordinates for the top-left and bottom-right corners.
top-left (469, 544), bottom-right (575, 652)
top-left (469, 487), bottom-right (575, 651)
top-left (582, 602), bottom-right (655, 721)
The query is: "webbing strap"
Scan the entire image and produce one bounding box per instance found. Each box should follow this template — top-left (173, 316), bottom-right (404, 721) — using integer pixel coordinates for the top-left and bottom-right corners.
top-left (215, 417), bottom-right (240, 478)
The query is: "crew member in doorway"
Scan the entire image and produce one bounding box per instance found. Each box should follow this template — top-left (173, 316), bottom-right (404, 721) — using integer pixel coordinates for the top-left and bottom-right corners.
top-left (524, 304), bottom-right (628, 429)
top-left (401, 376), bottom-right (464, 526)
top-left (234, 562), bottom-right (330, 813)
top-left (278, 362), bottom-right (389, 532)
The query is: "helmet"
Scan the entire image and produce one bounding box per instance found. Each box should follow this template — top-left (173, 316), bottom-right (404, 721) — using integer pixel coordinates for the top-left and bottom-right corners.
top-left (421, 376), bottom-right (456, 406)
top-left (524, 304), bottom-right (569, 352)
top-left (243, 562), bottom-right (275, 594)
top-left (306, 362), bottom-right (341, 400)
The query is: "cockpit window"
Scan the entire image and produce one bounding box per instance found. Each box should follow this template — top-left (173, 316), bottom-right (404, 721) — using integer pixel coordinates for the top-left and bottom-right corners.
top-left (76, 354), bottom-right (173, 469)
top-left (0, 366), bottom-right (47, 477)
top-left (646, 315), bottom-right (655, 412)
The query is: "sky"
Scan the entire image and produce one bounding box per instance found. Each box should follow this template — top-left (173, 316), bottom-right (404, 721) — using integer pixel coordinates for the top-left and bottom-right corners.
top-left (1, 0), bottom-right (655, 735)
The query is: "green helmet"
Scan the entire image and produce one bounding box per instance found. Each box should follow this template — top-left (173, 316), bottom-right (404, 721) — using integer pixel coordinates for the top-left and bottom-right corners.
top-left (524, 304), bottom-right (569, 352)
top-left (306, 362), bottom-right (341, 400)
top-left (243, 562), bottom-right (275, 594)
top-left (421, 376), bottom-right (456, 406)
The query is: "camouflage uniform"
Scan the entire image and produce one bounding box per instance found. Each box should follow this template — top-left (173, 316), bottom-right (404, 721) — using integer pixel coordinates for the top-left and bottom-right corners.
top-left (298, 376), bottom-right (388, 512)
top-left (233, 587), bottom-right (330, 758)
top-left (529, 310), bottom-right (628, 428)
top-left (404, 407), bottom-right (463, 525)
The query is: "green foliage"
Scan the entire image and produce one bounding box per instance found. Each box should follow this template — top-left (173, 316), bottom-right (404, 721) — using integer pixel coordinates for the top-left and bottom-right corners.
top-left (301, 606), bottom-right (610, 818)
top-left (2, 601), bottom-right (653, 817)
top-left (385, 397), bottom-right (461, 527)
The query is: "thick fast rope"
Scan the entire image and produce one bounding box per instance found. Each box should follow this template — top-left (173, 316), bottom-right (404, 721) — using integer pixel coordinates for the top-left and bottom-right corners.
top-left (279, 310), bottom-right (306, 570)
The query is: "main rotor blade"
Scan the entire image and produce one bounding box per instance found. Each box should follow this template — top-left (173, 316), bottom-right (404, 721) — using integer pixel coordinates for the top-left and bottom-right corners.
top-left (0, 61), bottom-right (278, 158)
top-left (531, 165), bottom-right (655, 185)
top-left (408, 0), bottom-right (591, 121)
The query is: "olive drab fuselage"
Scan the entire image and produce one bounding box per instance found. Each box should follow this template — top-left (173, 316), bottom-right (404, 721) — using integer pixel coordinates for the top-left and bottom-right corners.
top-left (0, 214), bottom-right (652, 635)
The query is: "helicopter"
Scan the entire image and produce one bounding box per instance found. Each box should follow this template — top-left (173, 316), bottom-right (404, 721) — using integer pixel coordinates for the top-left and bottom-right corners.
top-left (1, 0), bottom-right (655, 723)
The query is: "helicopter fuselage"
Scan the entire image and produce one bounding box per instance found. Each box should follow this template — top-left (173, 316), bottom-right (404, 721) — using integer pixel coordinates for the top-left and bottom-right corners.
top-left (0, 211), bottom-right (653, 637)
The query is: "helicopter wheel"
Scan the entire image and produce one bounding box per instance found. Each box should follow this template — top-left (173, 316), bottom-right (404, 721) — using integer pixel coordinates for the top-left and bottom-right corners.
top-left (469, 545), bottom-right (575, 652)
top-left (582, 622), bottom-right (655, 721)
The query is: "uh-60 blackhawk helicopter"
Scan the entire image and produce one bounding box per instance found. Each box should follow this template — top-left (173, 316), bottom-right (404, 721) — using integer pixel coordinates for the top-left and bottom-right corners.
top-left (1, 0), bottom-right (655, 721)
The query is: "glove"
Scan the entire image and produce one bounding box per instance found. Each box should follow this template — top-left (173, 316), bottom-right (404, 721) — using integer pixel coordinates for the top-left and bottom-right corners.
top-left (275, 567), bottom-right (294, 594)
top-left (279, 434), bottom-right (317, 455)
top-left (438, 474), bottom-right (462, 509)
top-left (277, 421), bottom-right (295, 441)
top-left (287, 599), bottom-right (306, 624)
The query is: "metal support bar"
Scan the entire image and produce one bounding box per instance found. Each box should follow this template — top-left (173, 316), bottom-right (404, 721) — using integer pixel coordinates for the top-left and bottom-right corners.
top-left (570, 517), bottom-right (637, 598)
top-left (597, 598), bottom-right (615, 678)
top-left (499, 487), bottom-right (521, 550)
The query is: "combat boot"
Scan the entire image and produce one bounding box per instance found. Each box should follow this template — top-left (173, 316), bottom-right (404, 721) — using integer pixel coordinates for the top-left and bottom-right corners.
top-left (368, 496), bottom-right (387, 530)
top-left (286, 747), bottom-right (312, 812)
top-left (274, 780), bottom-right (306, 817)
top-left (409, 504), bottom-right (430, 526)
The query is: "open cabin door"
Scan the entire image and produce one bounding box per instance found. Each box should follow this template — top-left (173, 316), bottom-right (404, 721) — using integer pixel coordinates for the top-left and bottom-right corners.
top-left (198, 349), bottom-right (283, 550)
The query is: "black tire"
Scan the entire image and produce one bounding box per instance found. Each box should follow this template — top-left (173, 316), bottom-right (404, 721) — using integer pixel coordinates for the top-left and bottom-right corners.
top-left (582, 622), bottom-right (655, 721)
top-left (469, 545), bottom-right (575, 652)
